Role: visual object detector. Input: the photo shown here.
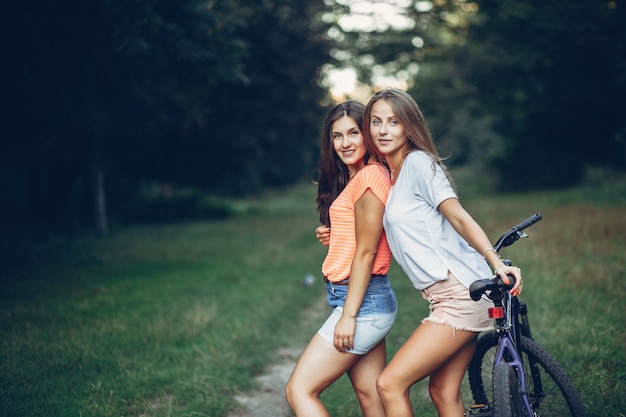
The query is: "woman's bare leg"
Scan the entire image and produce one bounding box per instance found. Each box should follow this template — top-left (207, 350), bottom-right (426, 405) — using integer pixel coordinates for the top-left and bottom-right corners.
top-left (286, 333), bottom-right (361, 417)
top-left (376, 322), bottom-right (477, 417)
top-left (428, 339), bottom-right (476, 416)
top-left (347, 339), bottom-right (387, 417)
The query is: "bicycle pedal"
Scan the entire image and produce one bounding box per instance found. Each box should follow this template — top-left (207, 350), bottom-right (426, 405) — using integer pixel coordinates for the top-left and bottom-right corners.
top-left (466, 404), bottom-right (492, 416)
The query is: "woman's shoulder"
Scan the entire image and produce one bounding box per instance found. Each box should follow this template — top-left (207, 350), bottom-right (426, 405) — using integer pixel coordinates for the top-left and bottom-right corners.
top-left (406, 150), bottom-right (432, 163)
top-left (362, 162), bottom-right (391, 182)
top-left (404, 150), bottom-right (434, 172)
top-left (348, 163), bottom-right (390, 195)
top-left (363, 162), bottom-right (389, 173)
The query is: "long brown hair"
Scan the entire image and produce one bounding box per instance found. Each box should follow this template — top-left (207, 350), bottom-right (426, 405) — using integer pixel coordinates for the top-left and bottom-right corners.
top-left (316, 101), bottom-right (379, 226)
top-left (363, 88), bottom-right (455, 190)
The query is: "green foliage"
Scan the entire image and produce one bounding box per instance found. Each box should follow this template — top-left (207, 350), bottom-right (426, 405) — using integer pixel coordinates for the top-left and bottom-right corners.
top-left (198, 1), bottom-right (331, 194)
top-left (454, 0), bottom-right (626, 190)
top-left (7, 0), bottom-right (625, 233)
top-left (2, 0), bottom-right (331, 231)
top-left (325, 0), bottom-right (626, 191)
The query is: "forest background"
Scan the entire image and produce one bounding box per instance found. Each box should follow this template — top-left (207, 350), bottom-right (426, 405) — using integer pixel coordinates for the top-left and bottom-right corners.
top-left (2, 0), bottom-right (625, 234)
top-left (1, 1), bottom-right (625, 416)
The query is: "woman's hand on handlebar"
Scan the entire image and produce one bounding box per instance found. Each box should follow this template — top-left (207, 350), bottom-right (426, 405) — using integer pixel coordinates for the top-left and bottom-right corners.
top-left (315, 225), bottom-right (331, 246)
top-left (495, 265), bottom-right (523, 297)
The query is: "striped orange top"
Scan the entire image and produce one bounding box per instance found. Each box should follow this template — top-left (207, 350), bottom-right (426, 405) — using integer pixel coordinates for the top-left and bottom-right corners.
top-left (322, 163), bottom-right (392, 282)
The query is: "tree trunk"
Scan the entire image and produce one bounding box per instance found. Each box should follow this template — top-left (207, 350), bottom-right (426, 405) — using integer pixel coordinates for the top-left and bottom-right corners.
top-left (92, 142), bottom-right (108, 234)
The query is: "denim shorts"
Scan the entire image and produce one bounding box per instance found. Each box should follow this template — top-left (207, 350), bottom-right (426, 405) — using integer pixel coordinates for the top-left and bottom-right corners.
top-left (317, 275), bottom-right (397, 355)
top-left (421, 272), bottom-right (493, 333)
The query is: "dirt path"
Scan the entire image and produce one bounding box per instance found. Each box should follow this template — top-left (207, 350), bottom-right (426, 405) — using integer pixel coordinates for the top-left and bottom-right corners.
top-left (226, 294), bottom-right (327, 417)
top-left (226, 346), bottom-right (302, 417)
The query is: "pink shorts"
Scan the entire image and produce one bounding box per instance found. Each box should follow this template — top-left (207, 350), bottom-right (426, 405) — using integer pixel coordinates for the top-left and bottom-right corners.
top-left (421, 272), bottom-right (493, 333)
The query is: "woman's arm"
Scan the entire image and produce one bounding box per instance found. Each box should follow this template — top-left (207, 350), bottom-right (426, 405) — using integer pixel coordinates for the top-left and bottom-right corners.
top-left (438, 198), bottom-right (523, 297)
top-left (334, 189), bottom-right (385, 352)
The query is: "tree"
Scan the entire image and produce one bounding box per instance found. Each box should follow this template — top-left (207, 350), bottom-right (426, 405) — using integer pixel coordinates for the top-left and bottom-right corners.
top-left (454, 0), bottom-right (626, 189)
top-left (321, 0), bottom-right (626, 190)
top-left (2, 0), bottom-right (332, 232)
top-left (159, 0), bottom-right (332, 194)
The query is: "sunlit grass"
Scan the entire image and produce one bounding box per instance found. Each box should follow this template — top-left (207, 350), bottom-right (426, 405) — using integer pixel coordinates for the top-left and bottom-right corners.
top-left (0, 184), bottom-right (326, 417)
top-left (0, 179), bottom-right (624, 417)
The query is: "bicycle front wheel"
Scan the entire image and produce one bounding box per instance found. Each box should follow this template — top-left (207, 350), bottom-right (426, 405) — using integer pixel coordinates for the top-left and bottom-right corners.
top-left (468, 332), bottom-right (587, 417)
top-left (493, 363), bottom-right (524, 417)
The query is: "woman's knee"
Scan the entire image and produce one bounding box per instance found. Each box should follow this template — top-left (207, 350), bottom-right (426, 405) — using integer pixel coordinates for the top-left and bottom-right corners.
top-left (353, 382), bottom-right (379, 405)
top-left (285, 379), bottom-right (296, 406)
top-left (428, 380), bottom-right (462, 409)
top-left (286, 377), bottom-right (320, 404)
top-left (375, 371), bottom-right (395, 399)
top-left (285, 378), bottom-right (308, 407)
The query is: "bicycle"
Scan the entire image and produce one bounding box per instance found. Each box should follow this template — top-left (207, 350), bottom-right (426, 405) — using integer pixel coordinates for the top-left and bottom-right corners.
top-left (465, 213), bottom-right (587, 417)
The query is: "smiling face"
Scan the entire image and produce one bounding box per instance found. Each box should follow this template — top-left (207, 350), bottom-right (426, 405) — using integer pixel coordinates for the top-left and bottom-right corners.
top-left (369, 99), bottom-right (409, 161)
top-left (332, 115), bottom-right (366, 174)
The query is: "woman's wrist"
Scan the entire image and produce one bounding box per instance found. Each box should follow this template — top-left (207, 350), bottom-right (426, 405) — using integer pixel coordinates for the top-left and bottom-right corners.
top-left (494, 265), bottom-right (508, 275)
top-left (482, 247), bottom-right (503, 269)
top-left (482, 247), bottom-right (498, 259)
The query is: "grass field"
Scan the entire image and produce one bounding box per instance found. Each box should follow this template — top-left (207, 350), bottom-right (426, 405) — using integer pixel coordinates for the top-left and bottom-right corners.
top-left (1, 177), bottom-right (625, 417)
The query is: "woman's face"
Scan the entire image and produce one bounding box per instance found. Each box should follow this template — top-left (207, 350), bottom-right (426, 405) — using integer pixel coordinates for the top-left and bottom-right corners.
top-left (332, 116), bottom-right (366, 173)
top-left (369, 99), bottom-right (408, 158)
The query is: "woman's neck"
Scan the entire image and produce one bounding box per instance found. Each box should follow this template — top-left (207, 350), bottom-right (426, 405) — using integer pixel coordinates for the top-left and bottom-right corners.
top-left (347, 162), bottom-right (365, 179)
top-left (387, 149), bottom-right (408, 172)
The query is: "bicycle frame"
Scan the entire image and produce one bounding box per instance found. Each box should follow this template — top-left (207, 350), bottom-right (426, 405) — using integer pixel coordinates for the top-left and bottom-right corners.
top-left (490, 291), bottom-right (535, 416)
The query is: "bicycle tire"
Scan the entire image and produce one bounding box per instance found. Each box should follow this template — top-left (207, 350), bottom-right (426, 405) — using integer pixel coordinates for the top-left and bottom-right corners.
top-left (468, 332), bottom-right (587, 417)
top-left (493, 363), bottom-right (524, 417)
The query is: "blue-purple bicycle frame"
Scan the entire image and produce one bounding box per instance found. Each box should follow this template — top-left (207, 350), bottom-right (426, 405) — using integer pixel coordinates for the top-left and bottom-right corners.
top-left (492, 292), bottom-right (533, 417)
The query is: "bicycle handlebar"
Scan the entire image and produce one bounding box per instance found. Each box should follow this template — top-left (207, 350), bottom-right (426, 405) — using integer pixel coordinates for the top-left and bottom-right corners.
top-left (469, 213), bottom-right (542, 301)
top-left (493, 212), bottom-right (542, 251)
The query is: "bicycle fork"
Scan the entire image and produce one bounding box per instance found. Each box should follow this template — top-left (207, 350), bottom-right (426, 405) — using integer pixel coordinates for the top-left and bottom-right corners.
top-left (493, 295), bottom-right (535, 417)
top-left (494, 336), bottom-right (534, 417)
top-left (519, 301), bottom-right (545, 411)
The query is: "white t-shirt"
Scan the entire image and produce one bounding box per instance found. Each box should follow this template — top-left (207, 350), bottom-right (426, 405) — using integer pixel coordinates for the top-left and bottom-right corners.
top-left (383, 151), bottom-right (492, 290)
